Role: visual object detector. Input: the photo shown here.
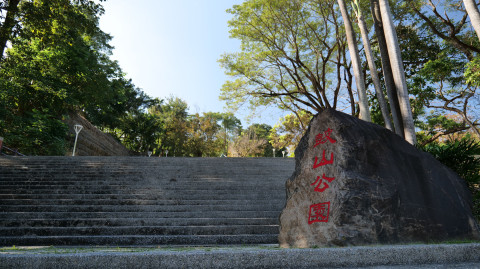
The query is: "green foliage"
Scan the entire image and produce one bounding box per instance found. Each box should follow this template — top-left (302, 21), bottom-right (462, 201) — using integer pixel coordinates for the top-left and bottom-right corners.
top-left (465, 56), bottom-right (480, 87)
top-left (269, 111), bottom-right (311, 156)
top-left (1, 108), bottom-right (68, 155)
top-left (0, 0), bottom-right (153, 155)
top-left (122, 97), bottom-right (244, 157)
top-left (397, 1), bottom-right (480, 140)
top-left (219, 0), bottom-right (353, 116)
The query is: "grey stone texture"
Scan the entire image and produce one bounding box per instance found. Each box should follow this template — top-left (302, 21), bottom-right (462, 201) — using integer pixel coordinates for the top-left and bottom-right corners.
top-left (0, 156), bottom-right (294, 246)
top-left (1, 243), bottom-right (479, 269)
top-left (279, 109), bottom-right (480, 248)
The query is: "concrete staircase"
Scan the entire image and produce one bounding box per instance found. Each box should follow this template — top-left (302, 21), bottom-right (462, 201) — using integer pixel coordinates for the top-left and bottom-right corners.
top-left (0, 157), bottom-right (294, 246)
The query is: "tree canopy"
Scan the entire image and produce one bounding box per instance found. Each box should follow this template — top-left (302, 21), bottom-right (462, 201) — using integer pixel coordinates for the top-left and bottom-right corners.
top-left (0, 0), bottom-right (153, 155)
top-left (220, 0), bottom-right (480, 145)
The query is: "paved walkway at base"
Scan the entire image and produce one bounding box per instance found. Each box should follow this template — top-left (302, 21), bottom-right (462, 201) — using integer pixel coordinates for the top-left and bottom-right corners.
top-left (1, 243), bottom-right (479, 269)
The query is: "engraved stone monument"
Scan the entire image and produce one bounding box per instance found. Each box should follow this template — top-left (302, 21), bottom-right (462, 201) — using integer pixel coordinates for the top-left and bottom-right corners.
top-left (279, 109), bottom-right (479, 248)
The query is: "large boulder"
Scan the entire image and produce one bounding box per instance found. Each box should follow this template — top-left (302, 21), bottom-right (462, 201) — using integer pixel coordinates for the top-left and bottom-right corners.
top-left (278, 109), bottom-right (479, 248)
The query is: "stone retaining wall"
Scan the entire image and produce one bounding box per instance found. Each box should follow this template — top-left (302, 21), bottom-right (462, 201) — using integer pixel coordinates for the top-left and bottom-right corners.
top-left (64, 112), bottom-right (130, 156)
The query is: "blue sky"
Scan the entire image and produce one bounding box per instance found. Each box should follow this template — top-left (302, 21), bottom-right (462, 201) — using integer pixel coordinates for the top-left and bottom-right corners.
top-left (99, 0), bottom-right (284, 127)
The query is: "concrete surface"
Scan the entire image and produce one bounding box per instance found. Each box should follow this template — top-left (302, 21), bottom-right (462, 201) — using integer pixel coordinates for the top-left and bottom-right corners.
top-left (1, 243), bottom-right (479, 269)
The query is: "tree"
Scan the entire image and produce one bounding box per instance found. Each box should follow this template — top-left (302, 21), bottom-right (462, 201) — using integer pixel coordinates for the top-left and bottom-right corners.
top-left (269, 110), bottom-right (312, 155)
top-left (220, 0), bottom-right (356, 117)
top-left (185, 113), bottom-right (224, 157)
top-left (154, 96), bottom-right (189, 156)
top-left (352, 0), bottom-right (392, 130)
top-left (0, 0), bottom-right (20, 62)
top-left (370, 0), bottom-right (404, 137)
top-left (378, 0), bottom-right (417, 144)
top-left (409, 0), bottom-right (480, 61)
top-left (221, 0), bottom-right (421, 145)
top-left (230, 127), bottom-right (268, 157)
top-left (0, 0), bottom-right (163, 155)
top-left (199, 112), bottom-right (242, 156)
top-left (119, 111), bottom-right (161, 154)
top-left (337, 0), bottom-right (371, 122)
top-left (403, 0), bottom-right (480, 142)
top-left (219, 112), bottom-right (242, 155)
top-left (463, 0), bottom-right (480, 41)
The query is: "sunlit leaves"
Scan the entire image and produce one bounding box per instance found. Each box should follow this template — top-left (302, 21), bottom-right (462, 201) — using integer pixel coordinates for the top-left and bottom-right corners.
top-left (465, 56), bottom-right (480, 87)
top-left (0, 0), bottom-right (143, 155)
top-left (220, 0), bottom-right (350, 115)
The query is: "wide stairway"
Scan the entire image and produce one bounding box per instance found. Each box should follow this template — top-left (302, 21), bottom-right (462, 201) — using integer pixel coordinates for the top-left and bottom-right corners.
top-left (0, 157), bottom-right (295, 246)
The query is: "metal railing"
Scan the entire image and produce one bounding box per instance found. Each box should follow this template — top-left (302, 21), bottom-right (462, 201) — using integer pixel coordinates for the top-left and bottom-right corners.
top-left (0, 145), bottom-right (26, 156)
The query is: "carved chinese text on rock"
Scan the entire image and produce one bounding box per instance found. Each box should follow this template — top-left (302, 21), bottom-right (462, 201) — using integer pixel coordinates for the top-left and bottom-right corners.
top-left (280, 109), bottom-right (479, 248)
top-left (313, 128), bottom-right (337, 147)
top-left (308, 202), bottom-right (330, 224)
top-left (308, 127), bottom-right (337, 224)
top-left (311, 174), bottom-right (336, 193)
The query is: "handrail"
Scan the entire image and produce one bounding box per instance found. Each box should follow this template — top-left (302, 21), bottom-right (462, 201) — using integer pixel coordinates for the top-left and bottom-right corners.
top-left (1, 145), bottom-right (26, 156)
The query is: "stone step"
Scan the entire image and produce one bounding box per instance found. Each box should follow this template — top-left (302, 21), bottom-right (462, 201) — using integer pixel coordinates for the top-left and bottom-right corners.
top-left (0, 170), bottom-right (290, 176)
top-left (0, 163), bottom-right (292, 168)
top-left (0, 225), bottom-right (278, 236)
top-left (0, 179), bottom-right (284, 189)
top-left (0, 173), bottom-right (288, 179)
top-left (0, 234), bottom-right (278, 246)
top-left (0, 204), bottom-right (282, 213)
top-left (0, 192), bottom-right (283, 201)
top-left (0, 198), bottom-right (284, 206)
top-left (0, 157), bottom-right (294, 169)
top-left (0, 217), bottom-right (279, 227)
top-left (0, 180), bottom-right (286, 187)
top-left (0, 175), bottom-right (287, 180)
top-left (0, 183), bottom-right (284, 189)
top-left (0, 211), bottom-right (281, 219)
top-left (0, 189), bottom-right (284, 197)
top-left (0, 156), bottom-right (294, 246)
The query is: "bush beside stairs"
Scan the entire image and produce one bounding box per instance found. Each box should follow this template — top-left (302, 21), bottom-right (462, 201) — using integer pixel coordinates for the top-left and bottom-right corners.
top-left (0, 156), bottom-right (294, 246)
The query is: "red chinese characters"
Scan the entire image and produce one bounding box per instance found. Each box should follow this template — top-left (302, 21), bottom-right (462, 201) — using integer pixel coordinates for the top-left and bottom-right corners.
top-left (310, 174), bottom-right (336, 193)
top-left (308, 128), bottom-right (337, 225)
top-left (308, 202), bottom-right (330, 224)
top-left (313, 128), bottom-right (336, 147)
top-left (313, 150), bottom-right (334, 168)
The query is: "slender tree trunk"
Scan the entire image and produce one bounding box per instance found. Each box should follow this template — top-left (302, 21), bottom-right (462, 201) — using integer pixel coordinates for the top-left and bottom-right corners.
top-left (354, 0), bottom-right (393, 131)
top-left (370, 0), bottom-right (404, 137)
top-left (378, 0), bottom-right (417, 145)
top-left (337, 0), bottom-right (371, 122)
top-left (0, 0), bottom-right (21, 64)
top-left (463, 0), bottom-right (480, 42)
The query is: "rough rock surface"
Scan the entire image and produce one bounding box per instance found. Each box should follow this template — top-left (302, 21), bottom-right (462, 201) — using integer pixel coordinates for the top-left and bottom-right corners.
top-left (278, 109), bottom-right (479, 248)
top-left (64, 112), bottom-right (130, 156)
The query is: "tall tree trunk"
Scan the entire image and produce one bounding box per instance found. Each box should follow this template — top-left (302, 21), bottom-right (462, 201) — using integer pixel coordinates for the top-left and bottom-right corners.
top-left (337, 0), bottom-right (371, 122)
top-left (0, 0), bottom-right (21, 64)
top-left (378, 0), bottom-right (417, 145)
top-left (370, 0), bottom-right (404, 137)
top-left (353, 0), bottom-right (393, 131)
top-left (463, 0), bottom-right (480, 42)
